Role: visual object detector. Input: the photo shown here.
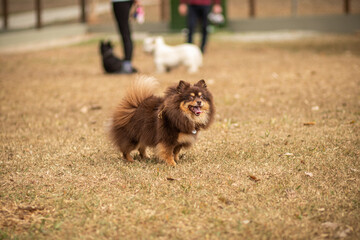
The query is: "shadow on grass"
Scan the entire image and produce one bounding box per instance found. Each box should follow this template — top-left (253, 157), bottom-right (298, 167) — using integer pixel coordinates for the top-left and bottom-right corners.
top-left (105, 151), bottom-right (198, 168)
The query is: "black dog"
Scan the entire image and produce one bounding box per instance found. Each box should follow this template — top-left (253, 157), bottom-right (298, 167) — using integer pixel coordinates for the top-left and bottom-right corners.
top-left (99, 40), bottom-right (123, 74)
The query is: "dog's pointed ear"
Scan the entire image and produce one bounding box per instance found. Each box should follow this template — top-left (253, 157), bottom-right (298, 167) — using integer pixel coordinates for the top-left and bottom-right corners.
top-left (195, 79), bottom-right (207, 88)
top-left (177, 80), bottom-right (190, 93)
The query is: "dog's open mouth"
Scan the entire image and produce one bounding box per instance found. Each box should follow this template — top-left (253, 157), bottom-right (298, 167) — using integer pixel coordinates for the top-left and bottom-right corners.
top-left (188, 105), bottom-right (202, 116)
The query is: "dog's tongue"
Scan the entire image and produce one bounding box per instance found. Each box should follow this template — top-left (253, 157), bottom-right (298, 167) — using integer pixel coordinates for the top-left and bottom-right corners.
top-left (193, 106), bottom-right (202, 115)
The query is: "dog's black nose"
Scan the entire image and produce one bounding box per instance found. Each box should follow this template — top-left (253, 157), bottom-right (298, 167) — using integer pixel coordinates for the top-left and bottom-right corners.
top-left (197, 101), bottom-right (202, 105)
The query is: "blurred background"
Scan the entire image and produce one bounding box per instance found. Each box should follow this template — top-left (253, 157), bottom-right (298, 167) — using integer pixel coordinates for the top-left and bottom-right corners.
top-left (1, 0), bottom-right (360, 30)
top-left (0, 0), bottom-right (359, 52)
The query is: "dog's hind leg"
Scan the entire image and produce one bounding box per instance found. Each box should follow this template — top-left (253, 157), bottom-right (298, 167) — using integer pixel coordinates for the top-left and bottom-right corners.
top-left (121, 142), bottom-right (138, 163)
top-left (139, 146), bottom-right (149, 159)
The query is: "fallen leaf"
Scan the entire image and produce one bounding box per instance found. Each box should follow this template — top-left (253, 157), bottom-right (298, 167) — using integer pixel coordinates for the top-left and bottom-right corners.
top-left (350, 168), bottom-right (358, 172)
top-left (17, 206), bottom-right (44, 212)
top-left (218, 196), bottom-right (233, 205)
top-left (249, 175), bottom-right (260, 182)
top-left (311, 106), bottom-right (319, 111)
top-left (305, 172), bottom-right (313, 177)
top-left (304, 122), bottom-right (316, 126)
top-left (336, 228), bottom-right (351, 238)
top-left (90, 105), bottom-right (102, 111)
top-left (231, 182), bottom-right (239, 187)
top-left (321, 222), bottom-right (338, 230)
top-left (279, 152), bottom-right (294, 157)
top-left (166, 177), bottom-right (176, 181)
top-left (80, 106), bottom-right (88, 113)
top-left (242, 220), bottom-right (250, 224)
top-left (349, 120), bottom-right (355, 124)
top-left (317, 208), bottom-right (325, 212)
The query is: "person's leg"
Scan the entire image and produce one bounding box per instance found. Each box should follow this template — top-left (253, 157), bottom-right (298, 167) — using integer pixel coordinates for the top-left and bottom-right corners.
top-left (199, 5), bottom-right (211, 53)
top-left (113, 1), bottom-right (134, 72)
top-left (186, 4), bottom-right (197, 44)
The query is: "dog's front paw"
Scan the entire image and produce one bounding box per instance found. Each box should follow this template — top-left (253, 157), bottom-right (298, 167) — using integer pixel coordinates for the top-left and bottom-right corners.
top-left (156, 143), bottom-right (177, 166)
top-left (123, 153), bottom-right (135, 163)
top-left (164, 155), bottom-right (177, 166)
top-left (167, 159), bottom-right (177, 167)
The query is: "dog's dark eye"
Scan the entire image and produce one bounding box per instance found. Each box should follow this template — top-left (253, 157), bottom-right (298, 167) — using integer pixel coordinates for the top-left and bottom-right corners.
top-left (189, 96), bottom-right (194, 100)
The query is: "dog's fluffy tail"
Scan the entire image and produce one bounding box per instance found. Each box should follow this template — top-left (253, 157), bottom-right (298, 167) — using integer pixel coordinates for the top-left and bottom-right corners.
top-left (112, 76), bottom-right (158, 128)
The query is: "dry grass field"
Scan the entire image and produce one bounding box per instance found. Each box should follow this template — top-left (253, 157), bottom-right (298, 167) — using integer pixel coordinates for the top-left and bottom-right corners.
top-left (1, 33), bottom-right (360, 239)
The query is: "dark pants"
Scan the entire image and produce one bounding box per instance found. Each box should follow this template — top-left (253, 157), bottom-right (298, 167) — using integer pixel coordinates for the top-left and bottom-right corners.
top-left (113, 1), bottom-right (133, 61)
top-left (187, 4), bottom-right (211, 53)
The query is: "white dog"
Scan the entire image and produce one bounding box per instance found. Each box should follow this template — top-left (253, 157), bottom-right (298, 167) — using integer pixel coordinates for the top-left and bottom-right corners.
top-left (143, 36), bottom-right (203, 73)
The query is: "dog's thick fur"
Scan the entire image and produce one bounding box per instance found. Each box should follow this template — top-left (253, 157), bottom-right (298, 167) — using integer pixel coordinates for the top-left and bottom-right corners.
top-left (99, 40), bottom-right (123, 73)
top-left (143, 37), bottom-right (203, 73)
top-left (110, 76), bottom-right (214, 166)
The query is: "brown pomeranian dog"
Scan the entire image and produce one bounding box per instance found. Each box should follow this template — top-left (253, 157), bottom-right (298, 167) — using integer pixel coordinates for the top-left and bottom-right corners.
top-left (110, 76), bottom-right (215, 166)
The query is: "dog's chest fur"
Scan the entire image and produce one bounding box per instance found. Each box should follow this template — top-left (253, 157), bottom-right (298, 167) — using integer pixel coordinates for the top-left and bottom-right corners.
top-left (177, 132), bottom-right (197, 145)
